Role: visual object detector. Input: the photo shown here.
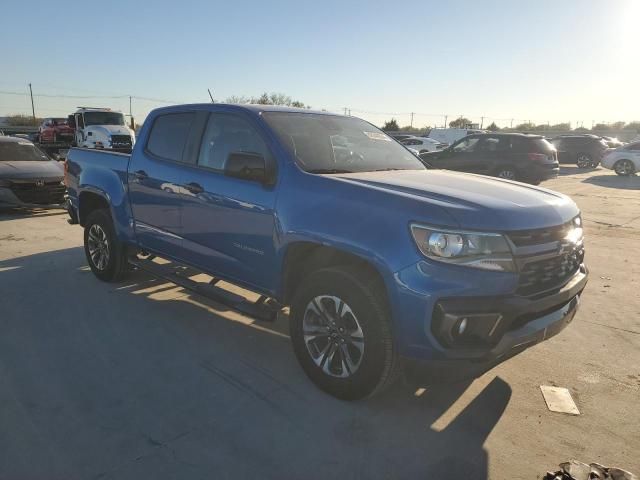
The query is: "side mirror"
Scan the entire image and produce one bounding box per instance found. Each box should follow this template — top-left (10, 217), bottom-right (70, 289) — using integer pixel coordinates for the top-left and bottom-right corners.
top-left (67, 115), bottom-right (76, 129)
top-left (224, 152), bottom-right (274, 185)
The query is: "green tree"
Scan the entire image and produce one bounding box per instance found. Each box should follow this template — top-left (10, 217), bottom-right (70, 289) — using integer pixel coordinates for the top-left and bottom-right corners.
top-left (382, 118), bottom-right (399, 131)
top-left (4, 114), bottom-right (42, 126)
top-left (514, 122), bottom-right (536, 131)
top-left (623, 121), bottom-right (640, 131)
top-left (551, 123), bottom-right (570, 130)
top-left (486, 122), bottom-right (500, 132)
top-left (592, 123), bottom-right (611, 131)
top-left (225, 92), bottom-right (307, 108)
top-left (449, 117), bottom-right (471, 128)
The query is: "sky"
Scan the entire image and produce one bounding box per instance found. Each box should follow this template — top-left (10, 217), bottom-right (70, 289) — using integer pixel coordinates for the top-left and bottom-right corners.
top-left (1, 0), bottom-right (638, 129)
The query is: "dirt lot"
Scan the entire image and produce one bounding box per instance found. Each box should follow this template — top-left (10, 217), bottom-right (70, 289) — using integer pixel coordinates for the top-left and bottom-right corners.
top-left (1, 166), bottom-right (638, 479)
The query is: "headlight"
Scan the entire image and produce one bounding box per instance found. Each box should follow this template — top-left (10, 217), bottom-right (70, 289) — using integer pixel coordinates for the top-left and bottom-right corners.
top-left (410, 224), bottom-right (516, 272)
top-left (566, 216), bottom-right (583, 244)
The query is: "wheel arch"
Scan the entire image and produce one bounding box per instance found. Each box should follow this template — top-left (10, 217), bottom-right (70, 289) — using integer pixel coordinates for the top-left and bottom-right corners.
top-left (78, 189), bottom-right (112, 227)
top-left (279, 241), bottom-right (392, 309)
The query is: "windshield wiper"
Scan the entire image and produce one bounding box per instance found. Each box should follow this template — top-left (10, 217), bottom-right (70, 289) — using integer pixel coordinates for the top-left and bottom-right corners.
top-left (307, 168), bottom-right (354, 174)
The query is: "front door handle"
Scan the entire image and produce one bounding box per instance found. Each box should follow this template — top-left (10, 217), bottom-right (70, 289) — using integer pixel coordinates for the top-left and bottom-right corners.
top-left (183, 182), bottom-right (204, 194)
top-left (134, 170), bottom-right (148, 181)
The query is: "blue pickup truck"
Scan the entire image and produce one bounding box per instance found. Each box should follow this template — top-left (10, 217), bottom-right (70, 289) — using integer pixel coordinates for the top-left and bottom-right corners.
top-left (66, 104), bottom-right (588, 400)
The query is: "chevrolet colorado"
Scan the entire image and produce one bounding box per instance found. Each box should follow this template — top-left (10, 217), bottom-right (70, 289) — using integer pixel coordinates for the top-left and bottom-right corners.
top-left (66, 104), bottom-right (588, 400)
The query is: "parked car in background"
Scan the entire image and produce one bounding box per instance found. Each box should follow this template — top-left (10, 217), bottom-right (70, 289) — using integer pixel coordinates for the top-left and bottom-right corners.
top-left (66, 104), bottom-right (586, 400)
top-left (601, 141), bottom-right (640, 176)
top-left (428, 127), bottom-right (484, 146)
top-left (0, 136), bottom-right (65, 208)
top-left (420, 133), bottom-right (559, 184)
top-left (400, 136), bottom-right (446, 154)
top-left (38, 117), bottom-right (75, 144)
top-left (389, 134), bottom-right (413, 141)
top-left (549, 135), bottom-right (609, 168)
top-left (601, 136), bottom-right (625, 149)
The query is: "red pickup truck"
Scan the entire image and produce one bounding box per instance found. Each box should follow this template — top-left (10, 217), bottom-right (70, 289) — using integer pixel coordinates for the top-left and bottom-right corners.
top-left (38, 117), bottom-right (75, 144)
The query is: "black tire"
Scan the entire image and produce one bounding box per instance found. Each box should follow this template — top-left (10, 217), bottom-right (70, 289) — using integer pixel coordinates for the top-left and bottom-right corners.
top-left (83, 209), bottom-right (129, 282)
top-left (493, 166), bottom-right (518, 181)
top-left (614, 159), bottom-right (635, 176)
top-left (576, 153), bottom-right (593, 168)
top-left (289, 266), bottom-right (399, 400)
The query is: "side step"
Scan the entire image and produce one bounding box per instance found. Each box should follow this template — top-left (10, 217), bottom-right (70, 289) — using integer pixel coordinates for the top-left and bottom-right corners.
top-left (129, 256), bottom-right (282, 322)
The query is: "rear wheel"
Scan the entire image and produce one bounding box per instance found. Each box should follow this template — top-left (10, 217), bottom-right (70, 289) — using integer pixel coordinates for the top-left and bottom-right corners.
top-left (614, 159), bottom-right (635, 176)
top-left (290, 267), bottom-right (399, 400)
top-left (83, 209), bottom-right (129, 282)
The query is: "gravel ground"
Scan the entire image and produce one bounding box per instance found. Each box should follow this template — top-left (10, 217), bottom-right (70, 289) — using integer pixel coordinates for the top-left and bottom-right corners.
top-left (0, 166), bottom-right (638, 479)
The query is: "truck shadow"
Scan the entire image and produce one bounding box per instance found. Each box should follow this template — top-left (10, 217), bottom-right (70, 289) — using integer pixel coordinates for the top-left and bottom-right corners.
top-left (0, 247), bottom-right (512, 479)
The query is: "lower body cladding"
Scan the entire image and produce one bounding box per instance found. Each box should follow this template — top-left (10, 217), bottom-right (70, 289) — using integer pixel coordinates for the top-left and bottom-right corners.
top-left (391, 259), bottom-right (588, 383)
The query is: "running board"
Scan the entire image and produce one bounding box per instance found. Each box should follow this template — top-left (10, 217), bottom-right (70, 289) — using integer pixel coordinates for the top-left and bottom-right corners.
top-left (128, 256), bottom-right (282, 322)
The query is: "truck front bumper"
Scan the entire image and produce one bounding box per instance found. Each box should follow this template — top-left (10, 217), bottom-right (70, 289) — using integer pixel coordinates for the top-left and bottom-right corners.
top-left (390, 259), bottom-right (588, 381)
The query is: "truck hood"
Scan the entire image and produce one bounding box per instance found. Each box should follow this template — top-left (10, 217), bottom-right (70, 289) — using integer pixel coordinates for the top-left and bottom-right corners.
top-left (86, 125), bottom-right (133, 137)
top-left (332, 169), bottom-right (578, 231)
top-left (0, 160), bottom-right (64, 180)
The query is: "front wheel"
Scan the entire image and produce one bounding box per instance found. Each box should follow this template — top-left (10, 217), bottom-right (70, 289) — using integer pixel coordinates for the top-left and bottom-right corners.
top-left (494, 167), bottom-right (518, 181)
top-left (614, 159), bottom-right (635, 176)
top-left (83, 209), bottom-right (129, 282)
top-left (290, 267), bottom-right (399, 400)
top-left (576, 153), bottom-right (594, 168)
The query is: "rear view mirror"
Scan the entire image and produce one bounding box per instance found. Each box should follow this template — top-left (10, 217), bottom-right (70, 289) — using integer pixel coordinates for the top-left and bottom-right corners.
top-left (67, 115), bottom-right (76, 129)
top-left (224, 152), bottom-right (274, 185)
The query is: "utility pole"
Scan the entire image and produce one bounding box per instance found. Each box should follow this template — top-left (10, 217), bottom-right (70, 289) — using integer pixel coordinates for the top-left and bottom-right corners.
top-left (344, 107), bottom-right (347, 116)
top-left (348, 109), bottom-right (351, 116)
top-left (28, 83), bottom-right (36, 123)
top-left (480, 116), bottom-right (484, 129)
top-left (207, 89), bottom-right (214, 103)
top-left (129, 96), bottom-right (134, 130)
top-left (510, 118), bottom-right (514, 129)
top-left (410, 112), bottom-right (414, 128)
top-left (444, 115), bottom-right (448, 128)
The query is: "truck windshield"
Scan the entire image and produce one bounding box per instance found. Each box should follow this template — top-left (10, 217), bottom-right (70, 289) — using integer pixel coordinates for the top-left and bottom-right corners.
top-left (263, 112), bottom-right (426, 173)
top-left (83, 112), bottom-right (126, 126)
top-left (0, 142), bottom-right (49, 162)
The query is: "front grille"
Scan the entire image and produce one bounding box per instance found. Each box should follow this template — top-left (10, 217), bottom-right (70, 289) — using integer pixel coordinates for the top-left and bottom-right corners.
top-left (507, 222), bottom-right (573, 247)
top-left (517, 246), bottom-right (584, 296)
top-left (9, 180), bottom-right (65, 205)
top-left (111, 135), bottom-right (132, 149)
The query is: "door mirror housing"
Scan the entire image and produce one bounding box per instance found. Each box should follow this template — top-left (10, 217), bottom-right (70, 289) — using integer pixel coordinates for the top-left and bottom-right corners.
top-left (224, 152), bottom-right (274, 185)
top-left (67, 115), bottom-right (76, 129)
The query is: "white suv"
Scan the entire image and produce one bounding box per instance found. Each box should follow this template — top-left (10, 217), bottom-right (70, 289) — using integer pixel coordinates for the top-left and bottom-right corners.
top-left (601, 141), bottom-right (640, 176)
top-left (400, 136), bottom-right (446, 154)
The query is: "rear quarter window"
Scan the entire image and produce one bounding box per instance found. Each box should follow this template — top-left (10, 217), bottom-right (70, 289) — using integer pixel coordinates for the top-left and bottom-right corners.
top-left (146, 113), bottom-right (195, 162)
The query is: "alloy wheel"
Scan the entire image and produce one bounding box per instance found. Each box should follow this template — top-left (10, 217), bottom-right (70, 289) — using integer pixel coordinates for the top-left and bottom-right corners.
top-left (498, 169), bottom-right (516, 180)
top-left (615, 160), bottom-right (634, 176)
top-left (87, 224), bottom-right (110, 270)
top-left (302, 295), bottom-right (365, 378)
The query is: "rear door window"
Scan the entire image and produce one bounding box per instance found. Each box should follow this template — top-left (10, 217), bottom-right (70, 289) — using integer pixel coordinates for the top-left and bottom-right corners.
top-left (477, 136), bottom-right (510, 152)
top-left (146, 113), bottom-right (195, 162)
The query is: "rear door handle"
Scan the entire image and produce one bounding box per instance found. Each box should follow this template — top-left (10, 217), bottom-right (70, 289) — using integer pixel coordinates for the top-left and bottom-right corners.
top-left (134, 170), bottom-right (148, 181)
top-left (183, 182), bottom-right (204, 194)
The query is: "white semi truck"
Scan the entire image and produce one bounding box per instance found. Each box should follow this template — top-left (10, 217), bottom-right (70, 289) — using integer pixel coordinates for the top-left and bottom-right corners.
top-left (68, 107), bottom-right (136, 153)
